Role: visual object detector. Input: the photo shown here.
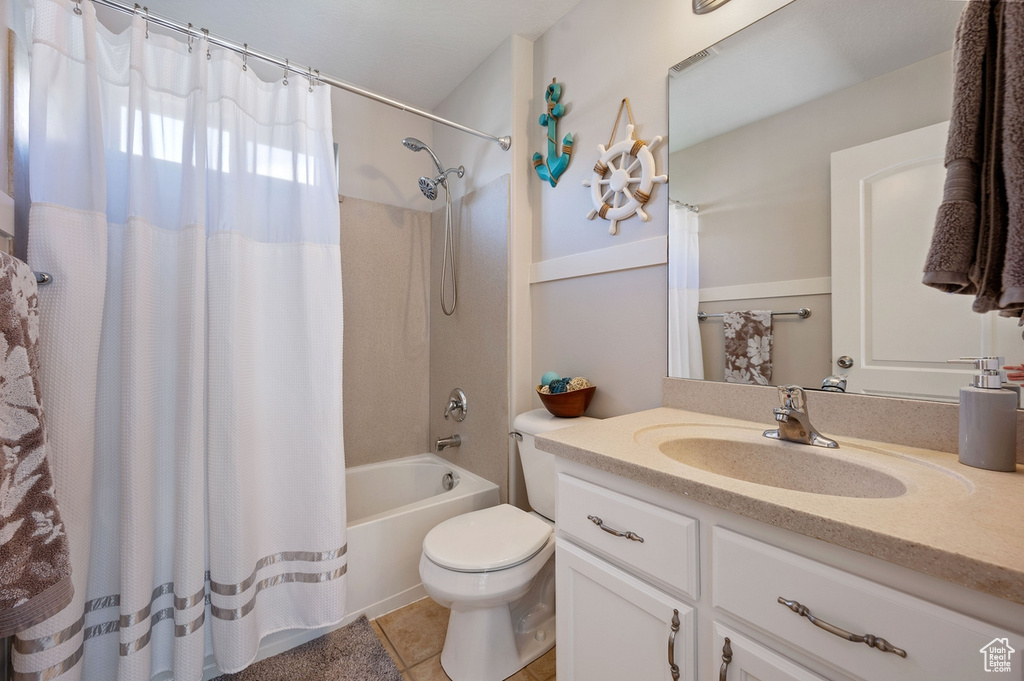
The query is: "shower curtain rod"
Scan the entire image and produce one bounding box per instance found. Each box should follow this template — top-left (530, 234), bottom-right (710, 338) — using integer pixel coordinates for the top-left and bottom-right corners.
top-left (85, 0), bottom-right (513, 151)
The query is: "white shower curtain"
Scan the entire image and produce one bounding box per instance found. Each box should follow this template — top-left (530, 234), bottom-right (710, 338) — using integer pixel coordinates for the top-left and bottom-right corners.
top-left (668, 203), bottom-right (704, 379)
top-left (14, 1), bottom-right (346, 679)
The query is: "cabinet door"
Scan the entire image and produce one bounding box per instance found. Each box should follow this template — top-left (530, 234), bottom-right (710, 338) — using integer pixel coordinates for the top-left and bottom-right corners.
top-left (714, 623), bottom-right (833, 681)
top-left (556, 538), bottom-right (695, 681)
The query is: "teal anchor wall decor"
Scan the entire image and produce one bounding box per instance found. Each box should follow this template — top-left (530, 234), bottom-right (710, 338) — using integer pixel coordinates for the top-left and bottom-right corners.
top-left (533, 78), bottom-right (573, 187)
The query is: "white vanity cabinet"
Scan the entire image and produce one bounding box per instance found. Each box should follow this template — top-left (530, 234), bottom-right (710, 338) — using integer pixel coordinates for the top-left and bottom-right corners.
top-left (554, 459), bottom-right (1024, 681)
top-left (555, 474), bottom-right (699, 681)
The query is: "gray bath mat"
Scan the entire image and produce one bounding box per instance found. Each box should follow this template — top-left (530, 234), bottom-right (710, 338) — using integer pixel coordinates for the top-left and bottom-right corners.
top-left (212, 615), bottom-right (403, 681)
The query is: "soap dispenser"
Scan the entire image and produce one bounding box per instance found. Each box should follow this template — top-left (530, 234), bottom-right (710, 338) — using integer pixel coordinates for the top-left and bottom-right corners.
top-left (948, 357), bottom-right (1018, 472)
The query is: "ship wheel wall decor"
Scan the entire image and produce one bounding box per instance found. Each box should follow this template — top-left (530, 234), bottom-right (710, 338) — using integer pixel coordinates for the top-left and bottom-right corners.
top-left (582, 102), bottom-right (667, 235)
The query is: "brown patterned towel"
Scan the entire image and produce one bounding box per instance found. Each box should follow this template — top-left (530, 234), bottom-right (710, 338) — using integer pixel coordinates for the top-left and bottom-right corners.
top-left (0, 252), bottom-right (72, 637)
top-left (723, 311), bottom-right (773, 385)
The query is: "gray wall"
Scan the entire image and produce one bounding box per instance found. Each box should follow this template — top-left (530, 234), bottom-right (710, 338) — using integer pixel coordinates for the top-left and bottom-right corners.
top-left (670, 51), bottom-right (954, 386)
top-left (340, 196), bottom-right (431, 467)
top-left (532, 266), bottom-right (668, 417)
top-left (429, 176), bottom-right (511, 502)
top-left (529, 0), bottom-right (794, 419)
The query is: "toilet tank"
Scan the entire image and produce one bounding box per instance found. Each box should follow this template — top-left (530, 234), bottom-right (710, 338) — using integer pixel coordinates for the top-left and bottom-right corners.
top-left (514, 409), bottom-right (596, 521)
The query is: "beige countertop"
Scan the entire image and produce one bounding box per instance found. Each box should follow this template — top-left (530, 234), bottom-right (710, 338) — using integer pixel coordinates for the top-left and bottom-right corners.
top-left (537, 407), bottom-right (1024, 606)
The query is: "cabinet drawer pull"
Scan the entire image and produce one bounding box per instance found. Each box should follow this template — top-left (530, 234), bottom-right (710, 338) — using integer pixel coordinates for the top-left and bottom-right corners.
top-left (719, 636), bottom-right (732, 681)
top-left (777, 597), bottom-right (907, 658)
top-left (668, 609), bottom-right (680, 681)
top-left (587, 515), bottom-right (645, 542)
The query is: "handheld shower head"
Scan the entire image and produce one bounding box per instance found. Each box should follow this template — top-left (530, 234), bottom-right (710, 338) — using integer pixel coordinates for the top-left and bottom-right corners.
top-left (403, 136), bottom-right (461, 316)
top-left (401, 137), bottom-right (445, 175)
top-left (400, 137), bottom-right (426, 152)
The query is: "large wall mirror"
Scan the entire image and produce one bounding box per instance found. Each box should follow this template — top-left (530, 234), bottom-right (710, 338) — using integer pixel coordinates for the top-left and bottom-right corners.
top-left (667, 0), bottom-right (1024, 402)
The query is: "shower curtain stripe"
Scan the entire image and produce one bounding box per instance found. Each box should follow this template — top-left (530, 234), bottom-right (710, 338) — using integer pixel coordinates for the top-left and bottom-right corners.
top-left (13, 539), bottom-right (347, 654)
top-left (15, 0), bottom-right (348, 678)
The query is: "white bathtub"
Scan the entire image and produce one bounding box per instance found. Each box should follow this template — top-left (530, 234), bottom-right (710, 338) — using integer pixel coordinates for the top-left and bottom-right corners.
top-left (345, 454), bottom-right (499, 619)
top-left (210, 454), bottom-right (499, 678)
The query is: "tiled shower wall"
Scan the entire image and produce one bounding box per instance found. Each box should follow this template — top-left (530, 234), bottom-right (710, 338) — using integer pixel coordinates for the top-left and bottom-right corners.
top-left (340, 175), bottom-right (512, 502)
top-left (340, 196), bottom-right (432, 467)
top-left (429, 175), bottom-right (511, 502)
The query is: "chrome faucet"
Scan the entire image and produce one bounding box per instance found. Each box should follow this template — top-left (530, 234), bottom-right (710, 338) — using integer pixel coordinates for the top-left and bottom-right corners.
top-left (763, 385), bottom-right (838, 448)
top-left (435, 434), bottom-right (461, 452)
top-left (820, 374), bottom-right (848, 393)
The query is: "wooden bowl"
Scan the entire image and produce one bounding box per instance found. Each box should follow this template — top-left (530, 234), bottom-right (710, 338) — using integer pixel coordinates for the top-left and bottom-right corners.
top-left (537, 385), bottom-right (596, 418)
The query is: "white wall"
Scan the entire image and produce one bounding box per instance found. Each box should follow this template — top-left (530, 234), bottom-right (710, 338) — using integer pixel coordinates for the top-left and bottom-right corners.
top-left (432, 37), bottom-right (515, 201)
top-left (530, 0), bottom-right (793, 417)
top-left (332, 88), bottom-right (434, 211)
top-left (431, 35), bottom-right (536, 505)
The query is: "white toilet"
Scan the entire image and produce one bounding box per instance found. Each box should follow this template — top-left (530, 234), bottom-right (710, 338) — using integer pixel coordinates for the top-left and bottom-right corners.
top-left (419, 409), bottom-right (594, 681)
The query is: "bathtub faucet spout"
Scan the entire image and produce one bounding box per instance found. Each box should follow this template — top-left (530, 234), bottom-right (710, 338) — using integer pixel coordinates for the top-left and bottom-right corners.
top-left (435, 434), bottom-right (461, 452)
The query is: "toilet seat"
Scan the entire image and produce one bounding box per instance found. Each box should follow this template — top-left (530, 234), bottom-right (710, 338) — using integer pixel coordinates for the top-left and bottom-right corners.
top-left (423, 504), bottom-right (553, 573)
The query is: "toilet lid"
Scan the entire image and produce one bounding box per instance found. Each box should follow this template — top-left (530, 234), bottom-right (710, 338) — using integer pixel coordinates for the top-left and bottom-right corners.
top-left (423, 504), bottom-right (553, 572)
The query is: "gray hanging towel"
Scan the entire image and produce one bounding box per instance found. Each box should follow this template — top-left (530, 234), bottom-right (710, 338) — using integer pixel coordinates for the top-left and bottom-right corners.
top-left (0, 253), bottom-right (72, 637)
top-left (723, 311), bottom-right (773, 385)
top-left (923, 0), bottom-right (1024, 316)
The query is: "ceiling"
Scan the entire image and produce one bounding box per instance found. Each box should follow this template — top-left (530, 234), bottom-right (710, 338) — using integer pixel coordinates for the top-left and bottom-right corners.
top-left (668, 0), bottom-right (964, 152)
top-left (94, 0), bottom-right (582, 110)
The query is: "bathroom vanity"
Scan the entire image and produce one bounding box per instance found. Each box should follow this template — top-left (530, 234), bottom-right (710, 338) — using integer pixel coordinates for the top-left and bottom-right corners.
top-left (539, 396), bottom-right (1024, 681)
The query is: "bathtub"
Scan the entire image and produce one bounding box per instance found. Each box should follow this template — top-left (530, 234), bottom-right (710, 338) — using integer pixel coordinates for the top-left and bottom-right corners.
top-left (216, 454), bottom-right (498, 677)
top-left (344, 453), bottom-right (500, 620)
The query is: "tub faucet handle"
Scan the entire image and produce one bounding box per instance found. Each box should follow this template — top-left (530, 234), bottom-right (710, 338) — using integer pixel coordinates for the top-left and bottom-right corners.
top-left (444, 388), bottom-right (468, 422)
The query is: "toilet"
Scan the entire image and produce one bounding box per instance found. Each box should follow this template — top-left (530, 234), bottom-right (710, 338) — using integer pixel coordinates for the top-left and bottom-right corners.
top-left (418, 409), bottom-right (594, 681)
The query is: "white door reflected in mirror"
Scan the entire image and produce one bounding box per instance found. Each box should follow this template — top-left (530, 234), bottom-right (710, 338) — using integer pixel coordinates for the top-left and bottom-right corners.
top-left (830, 121), bottom-right (1023, 401)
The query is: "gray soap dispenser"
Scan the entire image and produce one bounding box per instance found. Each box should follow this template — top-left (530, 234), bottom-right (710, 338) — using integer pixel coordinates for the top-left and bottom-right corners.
top-left (949, 356), bottom-right (1018, 472)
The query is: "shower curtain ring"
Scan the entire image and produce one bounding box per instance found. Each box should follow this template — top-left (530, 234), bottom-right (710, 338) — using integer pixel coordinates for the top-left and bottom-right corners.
top-left (187, 23), bottom-right (193, 53)
top-left (307, 67), bottom-right (314, 93)
top-left (144, 6), bottom-right (149, 39)
top-left (242, 43), bottom-right (248, 71)
top-left (73, 0), bottom-right (82, 15)
top-left (283, 60), bottom-right (289, 86)
top-left (202, 28), bottom-right (210, 60)
top-left (314, 69), bottom-right (320, 87)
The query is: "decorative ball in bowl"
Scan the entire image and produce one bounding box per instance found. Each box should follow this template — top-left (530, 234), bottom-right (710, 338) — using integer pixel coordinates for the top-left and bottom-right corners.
top-left (537, 385), bottom-right (596, 418)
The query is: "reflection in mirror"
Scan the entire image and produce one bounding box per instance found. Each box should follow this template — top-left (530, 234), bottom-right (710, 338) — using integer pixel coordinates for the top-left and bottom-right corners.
top-left (666, 0), bottom-right (1019, 401)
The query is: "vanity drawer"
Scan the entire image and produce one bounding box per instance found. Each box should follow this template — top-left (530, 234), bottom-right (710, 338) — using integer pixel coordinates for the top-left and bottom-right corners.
top-left (713, 527), bottom-right (1022, 681)
top-left (556, 473), bottom-right (698, 600)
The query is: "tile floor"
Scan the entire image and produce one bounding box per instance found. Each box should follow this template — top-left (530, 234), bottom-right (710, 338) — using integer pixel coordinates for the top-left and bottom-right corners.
top-left (372, 597), bottom-right (557, 681)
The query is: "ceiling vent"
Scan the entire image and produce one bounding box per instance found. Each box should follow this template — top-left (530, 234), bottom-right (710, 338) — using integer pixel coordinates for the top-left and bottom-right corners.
top-left (669, 46), bottom-right (718, 78)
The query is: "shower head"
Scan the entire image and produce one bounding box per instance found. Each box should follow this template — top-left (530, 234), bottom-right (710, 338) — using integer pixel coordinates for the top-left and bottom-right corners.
top-left (401, 137), bottom-right (445, 176)
top-left (401, 137), bottom-right (427, 152)
top-left (416, 166), bottom-right (466, 201)
top-left (418, 176), bottom-right (439, 201)
top-left (403, 137), bottom-right (464, 200)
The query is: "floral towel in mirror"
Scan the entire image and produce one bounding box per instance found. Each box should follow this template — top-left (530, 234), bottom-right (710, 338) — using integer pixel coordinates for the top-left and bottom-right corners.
top-left (723, 311), bottom-right (773, 385)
